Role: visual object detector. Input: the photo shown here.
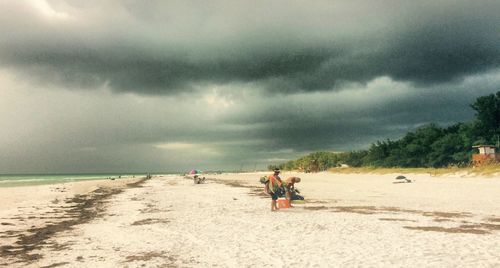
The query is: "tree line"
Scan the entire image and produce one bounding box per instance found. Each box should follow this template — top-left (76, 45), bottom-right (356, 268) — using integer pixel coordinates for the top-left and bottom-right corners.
top-left (271, 91), bottom-right (500, 171)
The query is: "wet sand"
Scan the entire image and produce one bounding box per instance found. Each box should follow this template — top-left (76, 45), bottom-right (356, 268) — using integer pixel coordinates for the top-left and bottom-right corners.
top-left (0, 177), bottom-right (147, 266)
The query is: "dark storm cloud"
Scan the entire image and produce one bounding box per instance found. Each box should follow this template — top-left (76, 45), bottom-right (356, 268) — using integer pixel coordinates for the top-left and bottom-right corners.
top-left (216, 73), bottom-right (500, 154)
top-left (2, 1), bottom-right (500, 173)
top-left (0, 1), bottom-right (499, 94)
top-left (1, 67), bottom-right (499, 173)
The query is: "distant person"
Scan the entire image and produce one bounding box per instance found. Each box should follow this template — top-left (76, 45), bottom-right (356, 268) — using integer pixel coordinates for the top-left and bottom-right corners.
top-left (284, 177), bottom-right (301, 206)
top-left (264, 168), bottom-right (283, 211)
top-left (193, 175), bottom-right (206, 184)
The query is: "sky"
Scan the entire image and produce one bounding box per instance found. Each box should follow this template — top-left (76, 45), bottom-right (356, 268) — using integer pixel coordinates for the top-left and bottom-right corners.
top-left (0, 0), bottom-right (499, 173)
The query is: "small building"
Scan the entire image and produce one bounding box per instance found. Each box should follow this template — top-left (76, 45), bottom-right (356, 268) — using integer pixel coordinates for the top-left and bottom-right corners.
top-left (472, 145), bottom-right (500, 166)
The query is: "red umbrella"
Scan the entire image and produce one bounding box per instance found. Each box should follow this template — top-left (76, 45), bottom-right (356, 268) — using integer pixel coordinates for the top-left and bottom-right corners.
top-left (189, 169), bottom-right (202, 174)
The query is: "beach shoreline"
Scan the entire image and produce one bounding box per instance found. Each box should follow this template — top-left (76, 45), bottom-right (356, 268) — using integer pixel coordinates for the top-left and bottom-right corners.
top-left (0, 176), bottom-right (148, 265)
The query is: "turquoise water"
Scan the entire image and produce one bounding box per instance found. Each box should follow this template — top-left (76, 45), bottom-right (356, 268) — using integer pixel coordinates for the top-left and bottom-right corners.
top-left (0, 173), bottom-right (158, 187)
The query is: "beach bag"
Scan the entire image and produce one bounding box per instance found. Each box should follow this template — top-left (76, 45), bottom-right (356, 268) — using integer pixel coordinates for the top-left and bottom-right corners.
top-left (291, 189), bottom-right (304, 200)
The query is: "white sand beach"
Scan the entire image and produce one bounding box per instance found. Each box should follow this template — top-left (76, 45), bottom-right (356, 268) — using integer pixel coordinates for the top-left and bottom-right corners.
top-left (1, 172), bottom-right (499, 267)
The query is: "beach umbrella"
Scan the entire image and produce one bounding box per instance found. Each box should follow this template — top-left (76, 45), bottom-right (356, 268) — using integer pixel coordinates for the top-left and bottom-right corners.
top-left (189, 169), bottom-right (202, 174)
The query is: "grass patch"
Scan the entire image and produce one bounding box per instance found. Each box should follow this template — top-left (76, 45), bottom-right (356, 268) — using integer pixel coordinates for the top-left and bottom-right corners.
top-left (327, 164), bottom-right (500, 176)
top-left (469, 164), bottom-right (500, 176)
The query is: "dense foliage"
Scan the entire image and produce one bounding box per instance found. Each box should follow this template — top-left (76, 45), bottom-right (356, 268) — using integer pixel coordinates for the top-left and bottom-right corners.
top-left (272, 91), bottom-right (500, 170)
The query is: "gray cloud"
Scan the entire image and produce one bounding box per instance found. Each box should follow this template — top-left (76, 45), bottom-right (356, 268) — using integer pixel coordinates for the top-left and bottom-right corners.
top-left (215, 72), bottom-right (500, 153)
top-left (1, 1), bottom-right (500, 173)
top-left (1, 69), bottom-right (499, 173)
top-left (0, 1), bottom-right (499, 95)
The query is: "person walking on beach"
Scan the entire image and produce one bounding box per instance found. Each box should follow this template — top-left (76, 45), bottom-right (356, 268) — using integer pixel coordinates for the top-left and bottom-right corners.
top-left (284, 177), bottom-right (301, 207)
top-left (265, 168), bottom-right (283, 211)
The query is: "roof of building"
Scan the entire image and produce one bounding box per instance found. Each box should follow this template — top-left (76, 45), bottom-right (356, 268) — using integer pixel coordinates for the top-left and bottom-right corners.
top-left (472, 145), bottom-right (497, 149)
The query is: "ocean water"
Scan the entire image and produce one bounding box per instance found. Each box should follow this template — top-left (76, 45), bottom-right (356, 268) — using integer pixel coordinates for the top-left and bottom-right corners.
top-left (0, 173), bottom-right (155, 187)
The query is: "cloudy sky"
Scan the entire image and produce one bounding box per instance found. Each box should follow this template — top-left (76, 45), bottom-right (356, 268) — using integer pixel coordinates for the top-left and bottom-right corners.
top-left (1, 0), bottom-right (499, 173)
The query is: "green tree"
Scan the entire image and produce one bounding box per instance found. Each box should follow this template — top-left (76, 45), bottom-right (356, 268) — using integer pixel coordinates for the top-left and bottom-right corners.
top-left (428, 133), bottom-right (465, 167)
top-left (409, 124), bottom-right (443, 166)
top-left (363, 140), bottom-right (392, 167)
top-left (471, 91), bottom-right (500, 145)
top-left (342, 150), bottom-right (368, 167)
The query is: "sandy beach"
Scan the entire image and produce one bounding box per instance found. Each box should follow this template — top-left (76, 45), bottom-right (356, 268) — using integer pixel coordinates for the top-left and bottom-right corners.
top-left (1, 172), bottom-right (499, 267)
